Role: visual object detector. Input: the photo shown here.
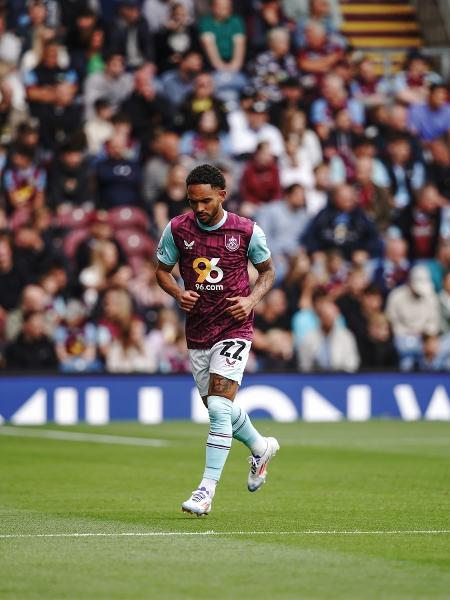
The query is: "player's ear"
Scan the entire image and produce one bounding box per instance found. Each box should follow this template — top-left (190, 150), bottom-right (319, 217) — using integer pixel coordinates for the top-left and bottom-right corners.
top-left (218, 188), bottom-right (227, 202)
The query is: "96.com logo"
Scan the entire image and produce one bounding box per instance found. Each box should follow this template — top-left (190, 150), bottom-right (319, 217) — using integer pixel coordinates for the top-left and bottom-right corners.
top-left (192, 257), bottom-right (224, 290)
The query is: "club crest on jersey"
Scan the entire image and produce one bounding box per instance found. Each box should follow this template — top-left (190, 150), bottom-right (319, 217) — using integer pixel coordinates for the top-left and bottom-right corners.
top-left (225, 234), bottom-right (240, 252)
top-left (184, 239), bottom-right (195, 250)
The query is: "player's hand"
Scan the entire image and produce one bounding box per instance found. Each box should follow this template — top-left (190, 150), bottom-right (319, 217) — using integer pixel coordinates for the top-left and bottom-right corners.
top-left (177, 290), bottom-right (200, 312)
top-left (226, 296), bottom-right (254, 321)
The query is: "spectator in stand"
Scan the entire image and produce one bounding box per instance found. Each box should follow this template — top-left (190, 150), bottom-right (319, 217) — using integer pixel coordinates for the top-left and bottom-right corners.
top-left (95, 134), bottom-right (142, 209)
top-left (176, 71), bottom-right (228, 133)
top-left (297, 291), bottom-right (360, 372)
top-left (361, 312), bottom-right (399, 369)
top-left (143, 130), bottom-right (186, 206)
top-left (153, 163), bottom-right (189, 233)
top-left (350, 56), bottom-right (391, 109)
top-left (20, 24), bottom-right (71, 73)
top-left (239, 141), bottom-right (282, 214)
top-left (256, 183), bottom-right (310, 279)
top-left (394, 184), bottom-right (443, 262)
top-left (338, 276), bottom-right (385, 354)
top-left (54, 298), bottom-right (101, 372)
top-left (279, 109), bottom-right (322, 168)
top-left (66, 8), bottom-right (100, 84)
top-left (248, 0), bottom-right (294, 58)
top-left (439, 270), bottom-right (450, 333)
top-left (284, 0), bottom-right (342, 31)
top-left (16, 0), bottom-right (48, 55)
top-left (408, 83), bottom-right (450, 145)
top-left (160, 50), bottom-right (204, 110)
top-left (373, 234), bottom-right (410, 297)
top-left (375, 103), bottom-right (424, 164)
top-left (302, 183), bottom-right (383, 261)
top-left (386, 264), bottom-right (440, 370)
top-left (427, 139), bottom-right (450, 201)
top-left (143, 0), bottom-right (194, 34)
top-left (418, 332), bottom-right (450, 371)
top-left (121, 64), bottom-right (170, 144)
top-left (199, 0), bottom-right (247, 102)
top-left (249, 27), bottom-right (298, 103)
top-left (106, 0), bottom-right (155, 70)
top-left (0, 9), bottom-right (21, 70)
top-left (179, 108), bottom-right (231, 162)
top-left (75, 211), bottom-right (127, 276)
top-left (393, 52), bottom-right (442, 106)
top-left (96, 287), bottom-right (137, 360)
top-left (84, 98), bottom-right (114, 155)
top-left (5, 310), bottom-right (58, 369)
top-left (253, 288), bottom-right (295, 370)
top-left (84, 52), bottom-right (134, 119)
top-left (311, 73), bottom-right (364, 140)
top-left (154, 2), bottom-right (200, 74)
top-left (128, 259), bottom-right (175, 327)
top-left (48, 141), bottom-right (93, 210)
top-left (5, 283), bottom-right (50, 342)
top-left (24, 39), bottom-right (78, 125)
top-left (278, 132), bottom-right (315, 190)
top-left (3, 144), bottom-right (46, 215)
top-left (295, 0), bottom-right (344, 48)
top-left (354, 156), bottom-right (393, 233)
top-left (379, 133), bottom-right (425, 210)
top-left (269, 76), bottom-right (308, 128)
top-left (39, 80), bottom-right (83, 152)
top-left (296, 20), bottom-right (343, 91)
top-left (0, 232), bottom-right (30, 312)
top-left (305, 162), bottom-right (331, 216)
top-left (229, 98), bottom-right (284, 158)
top-left (105, 315), bottom-right (156, 373)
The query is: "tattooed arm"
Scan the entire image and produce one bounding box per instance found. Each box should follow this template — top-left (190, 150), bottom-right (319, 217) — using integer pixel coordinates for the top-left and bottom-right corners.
top-left (226, 258), bottom-right (275, 322)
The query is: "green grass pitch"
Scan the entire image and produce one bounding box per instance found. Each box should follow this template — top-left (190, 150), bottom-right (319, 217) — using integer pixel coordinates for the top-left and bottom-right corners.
top-left (1, 421), bottom-right (449, 599)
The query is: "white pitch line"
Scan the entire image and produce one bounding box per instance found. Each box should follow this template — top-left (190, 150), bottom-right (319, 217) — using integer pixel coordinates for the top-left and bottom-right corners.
top-left (0, 530), bottom-right (449, 540)
top-left (0, 427), bottom-right (169, 447)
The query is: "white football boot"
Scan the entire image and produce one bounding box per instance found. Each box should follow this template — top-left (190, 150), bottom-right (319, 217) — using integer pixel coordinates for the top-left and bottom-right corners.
top-left (247, 437), bottom-right (280, 492)
top-left (181, 487), bottom-right (212, 516)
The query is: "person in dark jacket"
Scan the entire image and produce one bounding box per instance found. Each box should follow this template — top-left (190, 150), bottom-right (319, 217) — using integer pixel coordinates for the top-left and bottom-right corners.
top-left (6, 310), bottom-right (58, 369)
top-left (95, 135), bottom-right (142, 209)
top-left (302, 183), bottom-right (383, 260)
top-left (121, 65), bottom-right (170, 143)
top-left (360, 312), bottom-right (399, 369)
top-left (394, 183), bottom-right (442, 262)
top-left (48, 142), bottom-right (93, 209)
top-left (106, 0), bottom-right (154, 69)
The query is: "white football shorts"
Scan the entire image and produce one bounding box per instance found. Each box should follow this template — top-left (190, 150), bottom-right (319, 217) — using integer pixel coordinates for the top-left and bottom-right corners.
top-left (188, 338), bottom-right (252, 398)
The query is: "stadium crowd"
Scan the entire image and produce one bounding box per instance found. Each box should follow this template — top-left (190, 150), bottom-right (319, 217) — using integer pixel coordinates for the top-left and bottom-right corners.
top-left (0, 0), bottom-right (450, 373)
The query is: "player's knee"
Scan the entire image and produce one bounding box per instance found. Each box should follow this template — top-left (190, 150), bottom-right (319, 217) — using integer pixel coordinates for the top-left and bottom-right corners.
top-left (207, 395), bottom-right (232, 425)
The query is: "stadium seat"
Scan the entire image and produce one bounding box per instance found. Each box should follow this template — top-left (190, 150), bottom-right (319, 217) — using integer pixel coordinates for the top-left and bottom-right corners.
top-left (63, 228), bottom-right (89, 259)
top-left (54, 207), bottom-right (94, 230)
top-left (115, 228), bottom-right (155, 259)
top-left (9, 208), bottom-right (32, 230)
top-left (108, 206), bottom-right (149, 232)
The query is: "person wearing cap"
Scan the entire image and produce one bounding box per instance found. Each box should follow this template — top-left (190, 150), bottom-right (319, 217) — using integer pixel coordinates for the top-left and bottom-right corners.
top-left (386, 264), bottom-right (440, 370)
top-left (106, 0), bottom-right (155, 70)
top-left (228, 98), bottom-right (284, 158)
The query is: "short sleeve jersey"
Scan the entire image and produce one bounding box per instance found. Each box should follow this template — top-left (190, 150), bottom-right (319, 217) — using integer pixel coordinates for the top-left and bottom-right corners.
top-left (157, 210), bottom-right (271, 349)
top-left (199, 14), bottom-right (245, 62)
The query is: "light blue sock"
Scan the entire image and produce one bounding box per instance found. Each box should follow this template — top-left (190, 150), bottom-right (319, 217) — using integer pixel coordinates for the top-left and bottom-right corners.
top-left (231, 404), bottom-right (267, 457)
top-left (202, 395), bottom-right (233, 482)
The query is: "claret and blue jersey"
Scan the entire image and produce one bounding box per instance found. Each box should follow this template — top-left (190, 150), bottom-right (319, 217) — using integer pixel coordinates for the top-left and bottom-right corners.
top-left (157, 210), bottom-right (271, 349)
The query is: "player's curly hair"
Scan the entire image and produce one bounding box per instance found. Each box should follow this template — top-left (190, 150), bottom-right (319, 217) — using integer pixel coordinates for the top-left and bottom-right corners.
top-left (186, 164), bottom-right (225, 189)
